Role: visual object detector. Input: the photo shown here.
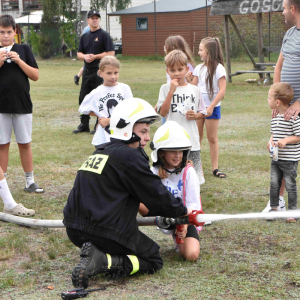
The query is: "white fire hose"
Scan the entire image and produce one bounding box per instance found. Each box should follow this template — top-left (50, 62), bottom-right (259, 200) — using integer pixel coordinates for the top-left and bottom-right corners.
top-left (0, 210), bottom-right (300, 229)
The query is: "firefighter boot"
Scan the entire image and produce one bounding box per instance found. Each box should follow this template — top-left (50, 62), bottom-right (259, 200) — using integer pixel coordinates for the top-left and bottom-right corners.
top-left (72, 115), bottom-right (90, 134)
top-left (72, 242), bottom-right (124, 288)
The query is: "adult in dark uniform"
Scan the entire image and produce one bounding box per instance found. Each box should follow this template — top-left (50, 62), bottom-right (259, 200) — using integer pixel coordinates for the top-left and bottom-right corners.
top-left (64, 98), bottom-right (192, 288)
top-left (73, 10), bottom-right (115, 134)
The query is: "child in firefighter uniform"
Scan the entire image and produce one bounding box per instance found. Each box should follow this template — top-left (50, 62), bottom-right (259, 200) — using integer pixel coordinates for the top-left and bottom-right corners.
top-left (63, 98), bottom-right (191, 288)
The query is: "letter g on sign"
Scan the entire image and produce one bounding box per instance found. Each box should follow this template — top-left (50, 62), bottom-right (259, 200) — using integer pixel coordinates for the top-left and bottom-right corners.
top-left (240, 0), bottom-right (250, 14)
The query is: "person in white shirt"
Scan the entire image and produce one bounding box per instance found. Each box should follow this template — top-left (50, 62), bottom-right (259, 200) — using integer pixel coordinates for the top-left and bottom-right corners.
top-left (79, 56), bottom-right (133, 146)
top-left (188, 37), bottom-right (227, 178)
top-left (157, 50), bottom-right (206, 184)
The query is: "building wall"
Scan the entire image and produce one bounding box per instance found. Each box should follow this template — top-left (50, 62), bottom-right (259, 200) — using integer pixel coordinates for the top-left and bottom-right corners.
top-left (121, 8), bottom-right (223, 56)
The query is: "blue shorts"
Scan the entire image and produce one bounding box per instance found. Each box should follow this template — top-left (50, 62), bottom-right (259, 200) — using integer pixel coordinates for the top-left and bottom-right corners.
top-left (206, 106), bottom-right (221, 120)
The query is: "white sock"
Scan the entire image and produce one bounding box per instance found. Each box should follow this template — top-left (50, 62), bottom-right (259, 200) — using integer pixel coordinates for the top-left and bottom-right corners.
top-left (0, 178), bottom-right (18, 209)
top-left (279, 196), bottom-right (284, 201)
top-left (25, 171), bottom-right (34, 188)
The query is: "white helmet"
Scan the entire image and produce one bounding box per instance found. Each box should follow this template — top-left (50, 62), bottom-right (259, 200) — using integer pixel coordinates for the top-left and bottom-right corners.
top-left (151, 121), bottom-right (192, 163)
top-left (110, 98), bottom-right (160, 142)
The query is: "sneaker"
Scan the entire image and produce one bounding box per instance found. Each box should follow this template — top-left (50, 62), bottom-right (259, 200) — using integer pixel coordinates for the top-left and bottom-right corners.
top-left (3, 203), bottom-right (35, 217)
top-left (72, 242), bottom-right (124, 288)
top-left (278, 198), bottom-right (286, 211)
top-left (74, 75), bottom-right (79, 85)
top-left (262, 198), bottom-right (286, 213)
top-left (265, 208), bottom-right (278, 221)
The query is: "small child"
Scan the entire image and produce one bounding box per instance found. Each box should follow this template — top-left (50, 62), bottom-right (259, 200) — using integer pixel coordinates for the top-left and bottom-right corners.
top-left (267, 83), bottom-right (300, 223)
top-left (164, 35), bottom-right (195, 84)
top-left (151, 121), bottom-right (202, 260)
top-left (0, 15), bottom-right (43, 196)
top-left (79, 56), bottom-right (133, 146)
top-left (159, 35), bottom-right (195, 125)
top-left (188, 37), bottom-right (227, 179)
top-left (157, 50), bottom-right (206, 184)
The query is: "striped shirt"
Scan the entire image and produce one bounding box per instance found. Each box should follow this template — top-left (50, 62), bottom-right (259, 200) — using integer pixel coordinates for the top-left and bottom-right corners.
top-left (281, 26), bottom-right (300, 105)
top-left (271, 114), bottom-right (300, 161)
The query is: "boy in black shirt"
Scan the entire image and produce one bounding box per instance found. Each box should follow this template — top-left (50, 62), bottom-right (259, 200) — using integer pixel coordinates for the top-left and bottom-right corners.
top-left (0, 15), bottom-right (43, 212)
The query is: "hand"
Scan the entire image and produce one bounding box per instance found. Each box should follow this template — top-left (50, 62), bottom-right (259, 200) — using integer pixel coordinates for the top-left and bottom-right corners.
top-left (84, 54), bottom-right (93, 63)
top-left (276, 139), bottom-right (287, 148)
top-left (186, 110), bottom-right (196, 120)
top-left (272, 109), bottom-right (279, 118)
top-left (205, 106), bottom-right (213, 117)
top-left (176, 224), bottom-right (188, 240)
top-left (154, 104), bottom-right (158, 113)
top-left (284, 104), bottom-right (300, 121)
top-left (7, 51), bottom-right (21, 64)
top-left (185, 71), bottom-right (193, 83)
top-left (89, 54), bottom-right (96, 62)
top-left (99, 117), bottom-right (110, 128)
top-left (0, 49), bottom-right (7, 65)
top-left (169, 79), bottom-right (179, 94)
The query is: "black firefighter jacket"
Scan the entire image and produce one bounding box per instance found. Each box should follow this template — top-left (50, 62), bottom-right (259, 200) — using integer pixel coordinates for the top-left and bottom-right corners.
top-left (63, 139), bottom-right (187, 254)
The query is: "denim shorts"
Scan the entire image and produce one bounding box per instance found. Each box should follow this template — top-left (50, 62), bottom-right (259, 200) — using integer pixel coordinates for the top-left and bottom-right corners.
top-left (206, 106), bottom-right (221, 120)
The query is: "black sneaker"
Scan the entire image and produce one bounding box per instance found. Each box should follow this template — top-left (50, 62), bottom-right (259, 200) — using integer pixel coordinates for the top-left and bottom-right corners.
top-left (72, 242), bottom-right (124, 288)
top-left (74, 75), bottom-right (79, 85)
top-left (72, 124), bottom-right (90, 134)
top-left (90, 129), bottom-right (96, 135)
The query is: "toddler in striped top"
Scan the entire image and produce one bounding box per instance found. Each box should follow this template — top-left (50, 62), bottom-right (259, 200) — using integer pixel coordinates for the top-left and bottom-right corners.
top-left (267, 83), bottom-right (300, 222)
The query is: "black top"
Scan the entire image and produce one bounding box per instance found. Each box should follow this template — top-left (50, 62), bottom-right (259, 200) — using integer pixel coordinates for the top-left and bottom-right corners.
top-left (0, 44), bottom-right (38, 114)
top-left (78, 28), bottom-right (114, 70)
top-left (63, 139), bottom-right (187, 253)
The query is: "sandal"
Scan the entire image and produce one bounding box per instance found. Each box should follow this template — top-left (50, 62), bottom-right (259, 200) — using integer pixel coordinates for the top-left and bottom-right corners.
top-left (3, 203), bottom-right (35, 217)
top-left (24, 183), bottom-right (44, 193)
top-left (213, 169), bottom-right (226, 178)
top-left (287, 217), bottom-right (297, 223)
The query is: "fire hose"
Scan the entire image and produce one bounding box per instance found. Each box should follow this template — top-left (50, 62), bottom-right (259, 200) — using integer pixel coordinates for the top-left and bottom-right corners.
top-left (1, 209), bottom-right (300, 229)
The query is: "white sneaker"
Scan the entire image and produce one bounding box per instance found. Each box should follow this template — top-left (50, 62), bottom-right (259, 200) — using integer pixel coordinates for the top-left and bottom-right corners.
top-left (262, 198), bottom-right (286, 213)
top-left (278, 198), bottom-right (286, 211)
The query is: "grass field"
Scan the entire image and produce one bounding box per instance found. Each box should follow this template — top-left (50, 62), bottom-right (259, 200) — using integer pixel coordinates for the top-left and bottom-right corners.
top-left (0, 57), bottom-right (300, 299)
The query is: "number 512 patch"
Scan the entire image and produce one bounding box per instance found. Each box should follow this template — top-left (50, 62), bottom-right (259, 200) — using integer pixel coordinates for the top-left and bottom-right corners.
top-left (79, 154), bottom-right (108, 175)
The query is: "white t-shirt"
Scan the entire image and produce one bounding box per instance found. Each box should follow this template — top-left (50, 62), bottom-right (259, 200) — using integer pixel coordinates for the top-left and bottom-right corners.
top-left (79, 83), bottom-right (133, 145)
top-left (166, 62), bottom-right (194, 83)
top-left (151, 165), bottom-right (200, 210)
top-left (157, 83), bottom-right (206, 151)
top-left (193, 63), bottom-right (226, 108)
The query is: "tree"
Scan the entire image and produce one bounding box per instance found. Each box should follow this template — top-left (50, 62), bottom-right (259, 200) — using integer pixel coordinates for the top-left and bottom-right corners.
top-left (90, 0), bottom-right (131, 12)
top-left (40, 0), bottom-right (61, 58)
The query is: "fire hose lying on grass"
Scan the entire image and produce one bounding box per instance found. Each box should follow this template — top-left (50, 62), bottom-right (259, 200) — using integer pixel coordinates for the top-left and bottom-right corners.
top-left (1, 210), bottom-right (300, 229)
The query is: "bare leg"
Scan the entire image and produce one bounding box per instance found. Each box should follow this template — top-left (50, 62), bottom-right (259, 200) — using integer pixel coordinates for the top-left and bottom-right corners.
top-left (0, 166), bottom-right (5, 180)
top-left (0, 143), bottom-right (10, 173)
top-left (78, 67), bottom-right (84, 78)
top-left (196, 118), bottom-right (205, 145)
top-left (178, 237), bottom-right (200, 261)
top-left (18, 142), bottom-right (33, 173)
top-left (205, 119), bottom-right (220, 172)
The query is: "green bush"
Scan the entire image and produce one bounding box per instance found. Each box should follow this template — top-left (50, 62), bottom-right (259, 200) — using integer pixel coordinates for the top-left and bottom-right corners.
top-left (29, 26), bottom-right (40, 56)
top-left (38, 34), bottom-right (52, 59)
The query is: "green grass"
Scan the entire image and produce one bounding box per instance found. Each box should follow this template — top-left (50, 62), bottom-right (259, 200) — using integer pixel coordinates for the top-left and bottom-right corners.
top-left (0, 57), bottom-right (300, 299)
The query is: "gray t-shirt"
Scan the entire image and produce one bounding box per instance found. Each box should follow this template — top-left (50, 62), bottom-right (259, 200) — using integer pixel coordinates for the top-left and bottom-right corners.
top-left (281, 26), bottom-right (300, 105)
